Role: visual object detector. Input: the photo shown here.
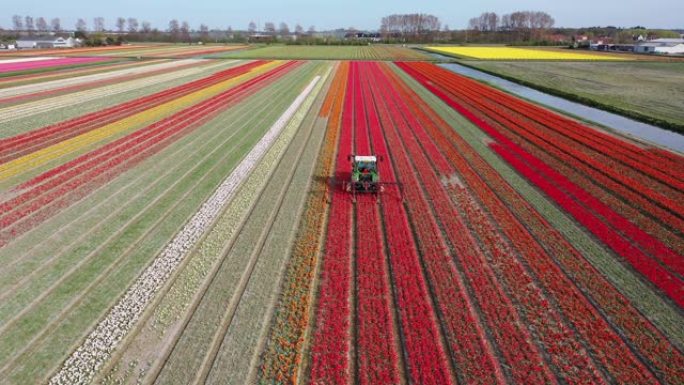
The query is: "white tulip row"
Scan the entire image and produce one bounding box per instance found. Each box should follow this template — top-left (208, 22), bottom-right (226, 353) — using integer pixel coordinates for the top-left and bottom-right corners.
top-left (0, 56), bottom-right (62, 65)
top-left (48, 75), bottom-right (321, 385)
top-left (0, 59), bottom-right (212, 99)
top-left (0, 60), bottom-right (231, 125)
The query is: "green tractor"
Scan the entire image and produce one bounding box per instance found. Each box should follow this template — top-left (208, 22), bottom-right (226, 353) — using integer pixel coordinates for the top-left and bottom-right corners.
top-left (343, 154), bottom-right (402, 202)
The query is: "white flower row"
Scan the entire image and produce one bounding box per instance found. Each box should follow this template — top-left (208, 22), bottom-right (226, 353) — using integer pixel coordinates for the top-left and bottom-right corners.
top-left (0, 56), bottom-right (62, 65)
top-left (48, 75), bottom-right (321, 385)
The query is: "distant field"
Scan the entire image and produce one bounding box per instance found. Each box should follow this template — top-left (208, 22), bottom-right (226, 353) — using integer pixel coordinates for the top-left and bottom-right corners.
top-left (425, 46), bottom-right (629, 61)
top-left (462, 60), bottom-right (684, 129)
top-left (209, 45), bottom-right (430, 60)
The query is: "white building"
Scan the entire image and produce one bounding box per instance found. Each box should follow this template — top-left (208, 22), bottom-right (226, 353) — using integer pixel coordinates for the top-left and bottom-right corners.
top-left (16, 35), bottom-right (77, 49)
top-left (635, 38), bottom-right (684, 55)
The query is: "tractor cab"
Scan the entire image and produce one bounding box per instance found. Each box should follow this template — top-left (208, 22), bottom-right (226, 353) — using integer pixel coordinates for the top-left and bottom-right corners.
top-left (333, 154), bottom-right (402, 203)
top-left (351, 155), bottom-right (379, 192)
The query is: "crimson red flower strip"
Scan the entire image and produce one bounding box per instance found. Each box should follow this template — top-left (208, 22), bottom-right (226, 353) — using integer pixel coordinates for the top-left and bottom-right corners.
top-left (492, 142), bottom-right (683, 306)
top-left (406, 63), bottom-right (684, 224)
top-left (398, 63), bottom-right (684, 299)
top-left (360, 61), bottom-right (455, 385)
top-left (308, 63), bottom-right (355, 385)
top-left (382, 64), bottom-right (612, 384)
top-left (352, 61), bottom-right (401, 385)
top-left (0, 60), bottom-right (269, 163)
top-left (462, 75), bottom-right (684, 182)
top-left (397, 61), bottom-right (684, 384)
top-left (426, 75), bottom-right (684, 275)
top-left (372, 64), bottom-right (504, 385)
top-left (372, 63), bottom-right (557, 385)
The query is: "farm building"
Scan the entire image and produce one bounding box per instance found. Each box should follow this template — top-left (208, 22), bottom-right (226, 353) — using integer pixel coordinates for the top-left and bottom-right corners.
top-left (635, 38), bottom-right (684, 55)
top-left (16, 35), bottom-right (77, 49)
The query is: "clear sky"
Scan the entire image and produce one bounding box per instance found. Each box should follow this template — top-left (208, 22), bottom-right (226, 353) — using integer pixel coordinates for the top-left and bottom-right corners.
top-left (3, 0), bottom-right (683, 31)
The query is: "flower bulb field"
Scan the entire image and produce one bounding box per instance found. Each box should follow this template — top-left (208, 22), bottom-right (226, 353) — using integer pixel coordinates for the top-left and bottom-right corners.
top-left (0, 47), bottom-right (682, 385)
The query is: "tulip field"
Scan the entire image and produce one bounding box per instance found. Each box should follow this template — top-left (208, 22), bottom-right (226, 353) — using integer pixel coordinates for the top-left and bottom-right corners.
top-left (425, 46), bottom-right (631, 60)
top-left (0, 49), bottom-right (681, 385)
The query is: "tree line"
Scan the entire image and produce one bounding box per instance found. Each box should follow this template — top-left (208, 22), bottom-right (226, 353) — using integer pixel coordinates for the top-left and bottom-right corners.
top-left (380, 14), bottom-right (441, 42)
top-left (466, 11), bottom-right (555, 42)
top-left (2, 12), bottom-right (680, 46)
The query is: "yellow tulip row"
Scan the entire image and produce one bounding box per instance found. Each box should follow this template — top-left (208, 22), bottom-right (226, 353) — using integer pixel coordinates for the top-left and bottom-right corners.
top-left (426, 46), bottom-right (628, 61)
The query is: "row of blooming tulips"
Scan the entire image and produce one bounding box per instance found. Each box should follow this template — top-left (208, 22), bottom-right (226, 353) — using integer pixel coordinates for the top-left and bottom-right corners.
top-left (372, 62), bottom-right (559, 384)
top-left (398, 62), bottom-right (683, 304)
top-left (357, 61), bottom-right (454, 385)
top-left (49, 71), bottom-right (322, 385)
top-left (0, 62), bottom-right (301, 246)
top-left (450, 72), bottom-right (684, 183)
top-left (438, 76), bottom-right (684, 272)
top-left (397, 61), bottom-right (683, 384)
top-left (401, 62), bottom-right (684, 238)
top-left (353, 63), bottom-right (403, 385)
top-left (390, 63), bottom-right (660, 383)
top-left (0, 60), bottom-right (268, 162)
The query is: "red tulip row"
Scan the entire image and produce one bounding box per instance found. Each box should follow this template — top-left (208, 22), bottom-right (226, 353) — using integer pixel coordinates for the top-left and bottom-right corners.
top-left (424, 76), bottom-right (684, 276)
top-left (397, 61), bottom-right (684, 384)
top-left (0, 61), bottom-right (301, 246)
top-left (493, 142), bottom-right (684, 306)
top-left (372, 66), bottom-right (506, 385)
top-left (358, 61), bottom-right (454, 385)
top-left (374, 62), bottom-right (560, 384)
top-left (387, 63), bottom-right (659, 384)
top-left (459, 87), bottom-right (684, 217)
top-left (0, 60), bottom-right (269, 163)
top-left (401, 63), bottom-right (684, 236)
top-left (467, 76), bottom-right (684, 184)
top-left (397, 63), bottom-right (684, 304)
top-left (307, 63), bottom-right (355, 385)
top-left (351, 62), bottom-right (402, 385)
top-left (383, 64), bottom-right (611, 382)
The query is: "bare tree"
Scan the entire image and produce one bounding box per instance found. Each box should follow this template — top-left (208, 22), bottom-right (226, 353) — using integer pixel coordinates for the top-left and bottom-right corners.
top-left (180, 21), bottom-right (190, 42)
top-left (93, 17), bottom-right (105, 32)
top-left (295, 24), bottom-right (304, 35)
top-left (141, 21), bottom-right (151, 34)
top-left (199, 24), bottom-right (209, 40)
top-left (264, 22), bottom-right (276, 35)
top-left (36, 17), bottom-right (48, 32)
top-left (380, 13), bottom-right (441, 41)
top-left (168, 19), bottom-right (180, 41)
top-left (24, 16), bottom-right (34, 33)
top-left (116, 17), bottom-right (126, 33)
top-left (308, 25), bottom-right (316, 34)
top-left (12, 15), bottom-right (23, 31)
top-left (248, 21), bottom-right (257, 33)
top-left (50, 17), bottom-right (61, 32)
top-left (76, 18), bottom-right (87, 32)
top-left (127, 18), bottom-right (139, 33)
top-left (278, 22), bottom-right (289, 35)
